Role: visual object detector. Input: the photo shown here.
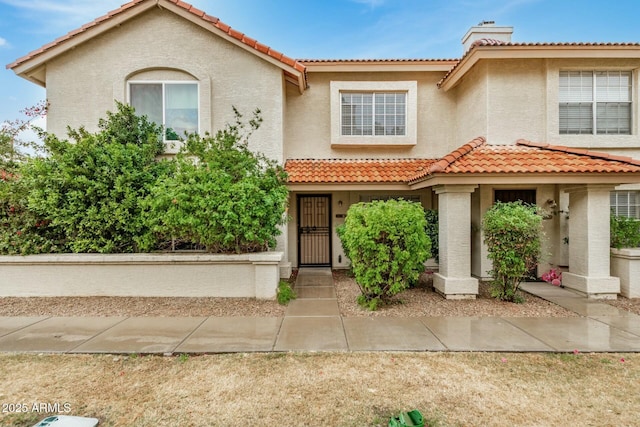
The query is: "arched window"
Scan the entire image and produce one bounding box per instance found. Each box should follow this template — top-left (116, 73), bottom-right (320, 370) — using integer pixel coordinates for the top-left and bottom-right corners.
top-left (127, 69), bottom-right (199, 141)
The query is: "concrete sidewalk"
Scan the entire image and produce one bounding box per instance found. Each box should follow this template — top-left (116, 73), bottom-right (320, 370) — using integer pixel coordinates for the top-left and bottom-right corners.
top-left (1, 268), bottom-right (640, 354)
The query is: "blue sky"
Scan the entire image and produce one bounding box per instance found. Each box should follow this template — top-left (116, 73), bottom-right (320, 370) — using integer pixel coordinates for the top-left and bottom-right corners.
top-left (1, 0), bottom-right (639, 131)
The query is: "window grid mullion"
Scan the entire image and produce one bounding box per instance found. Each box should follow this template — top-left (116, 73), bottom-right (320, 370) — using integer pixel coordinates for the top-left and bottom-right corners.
top-left (592, 71), bottom-right (597, 135)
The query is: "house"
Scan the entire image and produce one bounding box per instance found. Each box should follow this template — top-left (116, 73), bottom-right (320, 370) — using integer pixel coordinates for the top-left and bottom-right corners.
top-left (7, 0), bottom-right (640, 299)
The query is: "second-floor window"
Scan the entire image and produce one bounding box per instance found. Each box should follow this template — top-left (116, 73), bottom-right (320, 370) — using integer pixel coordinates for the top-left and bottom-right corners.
top-left (341, 92), bottom-right (406, 136)
top-left (559, 71), bottom-right (631, 135)
top-left (129, 82), bottom-right (199, 140)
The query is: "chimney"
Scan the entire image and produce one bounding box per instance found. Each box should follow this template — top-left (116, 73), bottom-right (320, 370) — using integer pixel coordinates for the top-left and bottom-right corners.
top-left (462, 21), bottom-right (513, 53)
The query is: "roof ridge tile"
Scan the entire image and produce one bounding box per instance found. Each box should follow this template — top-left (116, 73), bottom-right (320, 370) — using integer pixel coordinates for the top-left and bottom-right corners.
top-left (428, 136), bottom-right (485, 174)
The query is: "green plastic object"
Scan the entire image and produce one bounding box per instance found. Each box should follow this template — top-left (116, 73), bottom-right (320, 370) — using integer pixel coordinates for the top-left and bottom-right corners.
top-left (388, 409), bottom-right (424, 427)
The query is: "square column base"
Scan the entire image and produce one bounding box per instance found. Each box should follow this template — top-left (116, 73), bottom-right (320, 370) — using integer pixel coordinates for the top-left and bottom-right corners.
top-left (562, 272), bottom-right (620, 299)
top-left (433, 273), bottom-right (478, 300)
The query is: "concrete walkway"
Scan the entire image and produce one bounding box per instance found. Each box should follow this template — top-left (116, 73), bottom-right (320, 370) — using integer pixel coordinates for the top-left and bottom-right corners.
top-left (1, 268), bottom-right (640, 354)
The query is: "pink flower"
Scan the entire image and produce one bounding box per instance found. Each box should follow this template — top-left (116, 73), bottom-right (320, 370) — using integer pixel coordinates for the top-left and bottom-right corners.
top-left (501, 358), bottom-right (507, 363)
top-left (573, 349), bottom-right (580, 355)
top-left (551, 278), bottom-right (561, 286)
top-left (620, 358), bottom-right (625, 363)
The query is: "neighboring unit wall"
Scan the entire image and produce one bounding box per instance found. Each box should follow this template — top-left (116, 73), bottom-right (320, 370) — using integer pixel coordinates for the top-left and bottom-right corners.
top-left (45, 7), bottom-right (286, 162)
top-left (284, 72), bottom-right (457, 160)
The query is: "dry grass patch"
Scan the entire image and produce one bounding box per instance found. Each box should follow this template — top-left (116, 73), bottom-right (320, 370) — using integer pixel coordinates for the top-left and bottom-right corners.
top-left (0, 352), bottom-right (638, 426)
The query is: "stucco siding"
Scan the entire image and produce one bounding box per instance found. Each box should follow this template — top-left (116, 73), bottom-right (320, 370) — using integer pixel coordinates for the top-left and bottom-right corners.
top-left (284, 71), bottom-right (456, 159)
top-left (45, 8), bottom-right (285, 161)
top-left (486, 59), bottom-right (547, 144)
top-left (454, 62), bottom-right (489, 145)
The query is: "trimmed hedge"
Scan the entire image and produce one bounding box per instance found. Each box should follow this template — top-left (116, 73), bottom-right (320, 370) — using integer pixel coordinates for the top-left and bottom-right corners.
top-left (337, 199), bottom-right (430, 310)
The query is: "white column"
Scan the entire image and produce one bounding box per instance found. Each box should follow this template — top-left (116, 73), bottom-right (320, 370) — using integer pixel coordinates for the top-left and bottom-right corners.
top-left (433, 184), bottom-right (479, 299)
top-left (563, 185), bottom-right (620, 299)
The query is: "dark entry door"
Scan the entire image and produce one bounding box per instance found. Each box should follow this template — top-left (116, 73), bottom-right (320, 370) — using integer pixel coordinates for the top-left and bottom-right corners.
top-left (494, 189), bottom-right (538, 279)
top-left (494, 189), bottom-right (536, 205)
top-left (298, 195), bottom-right (331, 266)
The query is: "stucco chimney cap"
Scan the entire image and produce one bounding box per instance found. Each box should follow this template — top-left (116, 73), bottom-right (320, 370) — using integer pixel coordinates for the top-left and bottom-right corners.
top-left (462, 21), bottom-right (513, 53)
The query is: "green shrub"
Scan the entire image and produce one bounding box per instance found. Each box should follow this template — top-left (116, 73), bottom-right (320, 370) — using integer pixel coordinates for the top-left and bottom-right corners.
top-left (17, 102), bottom-right (167, 253)
top-left (610, 214), bottom-right (640, 249)
top-left (140, 108), bottom-right (289, 253)
top-left (482, 201), bottom-right (542, 302)
top-left (337, 199), bottom-right (430, 310)
top-left (424, 209), bottom-right (439, 262)
top-left (277, 280), bottom-right (296, 305)
top-left (0, 172), bottom-right (66, 254)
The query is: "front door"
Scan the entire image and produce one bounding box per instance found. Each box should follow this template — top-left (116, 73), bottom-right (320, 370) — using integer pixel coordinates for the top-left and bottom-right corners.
top-left (494, 189), bottom-right (538, 279)
top-left (298, 195), bottom-right (331, 266)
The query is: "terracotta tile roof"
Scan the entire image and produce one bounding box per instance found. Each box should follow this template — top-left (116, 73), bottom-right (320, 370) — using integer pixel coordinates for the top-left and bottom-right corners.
top-left (298, 58), bottom-right (459, 64)
top-left (287, 139), bottom-right (640, 185)
top-left (6, 0), bottom-right (306, 77)
top-left (285, 158), bottom-right (436, 183)
top-left (410, 138), bottom-right (640, 182)
top-left (437, 40), bottom-right (640, 88)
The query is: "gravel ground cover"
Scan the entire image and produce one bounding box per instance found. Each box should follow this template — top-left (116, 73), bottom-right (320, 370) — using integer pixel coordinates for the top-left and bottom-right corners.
top-left (1, 269), bottom-right (638, 317)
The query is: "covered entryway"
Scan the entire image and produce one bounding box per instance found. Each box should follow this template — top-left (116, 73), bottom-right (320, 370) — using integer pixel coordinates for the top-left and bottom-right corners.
top-left (297, 195), bottom-right (331, 266)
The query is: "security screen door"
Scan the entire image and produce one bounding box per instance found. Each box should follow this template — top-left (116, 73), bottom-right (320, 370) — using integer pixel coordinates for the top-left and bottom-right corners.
top-left (298, 195), bottom-right (331, 266)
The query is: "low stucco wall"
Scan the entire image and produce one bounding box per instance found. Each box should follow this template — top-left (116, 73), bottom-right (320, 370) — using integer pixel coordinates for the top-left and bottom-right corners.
top-left (0, 252), bottom-right (283, 299)
top-left (611, 248), bottom-right (640, 298)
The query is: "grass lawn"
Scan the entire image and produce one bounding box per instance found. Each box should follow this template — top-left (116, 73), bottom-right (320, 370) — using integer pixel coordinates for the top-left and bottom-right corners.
top-left (1, 352), bottom-right (638, 426)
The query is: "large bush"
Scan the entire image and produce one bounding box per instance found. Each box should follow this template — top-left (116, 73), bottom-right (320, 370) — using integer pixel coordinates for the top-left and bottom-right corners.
top-left (610, 214), bottom-right (640, 249)
top-left (140, 109), bottom-right (289, 253)
top-left (17, 102), bottom-right (168, 253)
top-left (482, 201), bottom-right (542, 302)
top-left (337, 199), bottom-right (430, 310)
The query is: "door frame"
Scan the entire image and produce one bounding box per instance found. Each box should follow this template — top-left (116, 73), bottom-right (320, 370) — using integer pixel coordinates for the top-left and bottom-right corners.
top-left (297, 194), bottom-right (332, 267)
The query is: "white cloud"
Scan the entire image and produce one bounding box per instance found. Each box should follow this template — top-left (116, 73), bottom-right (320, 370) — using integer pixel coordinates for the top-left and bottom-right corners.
top-left (0, 0), bottom-right (124, 32)
top-left (0, 36), bottom-right (7, 47)
top-left (350, 0), bottom-right (385, 8)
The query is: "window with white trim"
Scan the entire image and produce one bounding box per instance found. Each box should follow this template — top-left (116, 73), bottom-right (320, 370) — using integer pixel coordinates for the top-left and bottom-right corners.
top-left (559, 71), bottom-right (632, 135)
top-left (129, 82), bottom-right (199, 140)
top-left (330, 81), bottom-right (417, 147)
top-left (611, 191), bottom-right (640, 218)
top-left (341, 92), bottom-right (406, 136)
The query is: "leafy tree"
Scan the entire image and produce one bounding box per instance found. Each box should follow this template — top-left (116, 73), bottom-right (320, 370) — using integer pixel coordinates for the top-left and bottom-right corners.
top-left (0, 100), bottom-right (48, 172)
top-left (140, 108), bottom-right (289, 253)
top-left (337, 199), bottom-right (430, 310)
top-left (0, 101), bottom-right (61, 254)
top-left (482, 201), bottom-right (542, 302)
top-left (19, 102), bottom-right (167, 253)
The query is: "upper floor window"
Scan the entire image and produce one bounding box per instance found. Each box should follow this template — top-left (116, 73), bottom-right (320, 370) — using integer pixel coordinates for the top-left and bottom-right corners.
top-left (129, 82), bottom-right (199, 140)
top-left (559, 71), bottom-right (631, 135)
top-left (330, 81), bottom-right (417, 147)
top-left (341, 92), bottom-right (406, 136)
